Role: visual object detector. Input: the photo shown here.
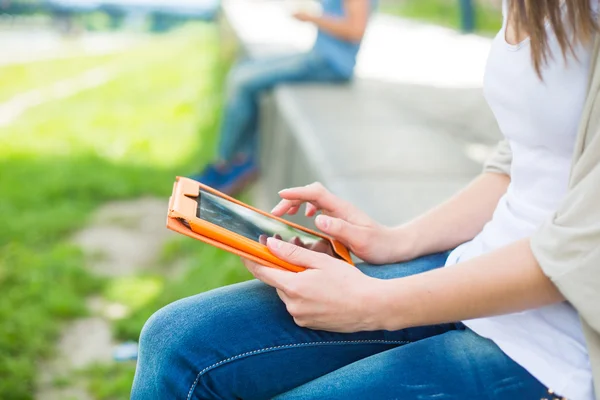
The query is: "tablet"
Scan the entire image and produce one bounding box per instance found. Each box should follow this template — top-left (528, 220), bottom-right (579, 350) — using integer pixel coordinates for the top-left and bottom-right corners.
top-left (167, 177), bottom-right (354, 272)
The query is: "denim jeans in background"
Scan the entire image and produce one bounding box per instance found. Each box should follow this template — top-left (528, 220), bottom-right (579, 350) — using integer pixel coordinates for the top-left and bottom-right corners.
top-left (130, 252), bottom-right (552, 399)
top-left (216, 51), bottom-right (349, 163)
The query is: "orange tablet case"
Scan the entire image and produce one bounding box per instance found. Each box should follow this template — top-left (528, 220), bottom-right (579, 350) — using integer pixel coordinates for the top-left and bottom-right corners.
top-left (166, 177), bottom-right (354, 272)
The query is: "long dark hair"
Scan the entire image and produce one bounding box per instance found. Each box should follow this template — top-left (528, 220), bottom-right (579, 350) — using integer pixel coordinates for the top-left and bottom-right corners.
top-left (509, 0), bottom-right (597, 76)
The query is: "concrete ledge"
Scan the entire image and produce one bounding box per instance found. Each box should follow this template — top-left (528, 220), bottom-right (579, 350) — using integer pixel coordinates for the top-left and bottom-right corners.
top-left (257, 81), bottom-right (487, 227)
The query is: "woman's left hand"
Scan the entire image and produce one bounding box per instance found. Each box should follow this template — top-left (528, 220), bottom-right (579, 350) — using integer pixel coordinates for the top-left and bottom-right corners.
top-left (241, 238), bottom-right (384, 333)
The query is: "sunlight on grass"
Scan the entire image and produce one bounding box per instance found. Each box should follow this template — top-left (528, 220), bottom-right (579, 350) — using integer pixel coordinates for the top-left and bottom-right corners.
top-left (104, 276), bottom-right (164, 314)
top-left (0, 55), bottom-right (116, 103)
top-left (382, 0), bottom-right (502, 34)
top-left (83, 363), bottom-right (137, 400)
top-left (1, 33), bottom-right (219, 168)
top-left (112, 239), bottom-right (252, 341)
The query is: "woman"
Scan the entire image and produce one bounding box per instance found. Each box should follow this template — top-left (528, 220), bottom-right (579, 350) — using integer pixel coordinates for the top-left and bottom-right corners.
top-left (132, 1), bottom-right (600, 399)
top-left (191, 0), bottom-right (375, 195)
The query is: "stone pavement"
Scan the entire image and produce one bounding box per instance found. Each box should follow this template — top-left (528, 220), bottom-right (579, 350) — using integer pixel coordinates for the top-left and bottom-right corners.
top-left (222, 0), bottom-right (503, 227)
top-left (0, 29), bottom-right (143, 66)
top-left (36, 198), bottom-right (175, 400)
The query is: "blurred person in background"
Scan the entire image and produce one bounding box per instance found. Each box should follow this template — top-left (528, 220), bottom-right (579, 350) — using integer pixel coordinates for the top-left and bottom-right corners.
top-left (190, 0), bottom-right (376, 195)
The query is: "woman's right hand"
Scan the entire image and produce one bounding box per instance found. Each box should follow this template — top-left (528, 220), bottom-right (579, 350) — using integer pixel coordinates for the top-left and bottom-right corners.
top-left (271, 182), bottom-right (403, 265)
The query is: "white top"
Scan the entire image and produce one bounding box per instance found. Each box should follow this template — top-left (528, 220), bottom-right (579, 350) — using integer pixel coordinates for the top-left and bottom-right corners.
top-left (445, 3), bottom-right (595, 399)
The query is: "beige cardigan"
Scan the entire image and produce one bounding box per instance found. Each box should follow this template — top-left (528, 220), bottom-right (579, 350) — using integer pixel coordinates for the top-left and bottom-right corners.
top-left (483, 36), bottom-right (600, 398)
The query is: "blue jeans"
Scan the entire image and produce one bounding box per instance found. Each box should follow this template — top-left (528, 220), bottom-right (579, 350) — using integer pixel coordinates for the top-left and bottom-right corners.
top-left (217, 51), bottom-right (348, 163)
top-left (131, 253), bottom-right (551, 399)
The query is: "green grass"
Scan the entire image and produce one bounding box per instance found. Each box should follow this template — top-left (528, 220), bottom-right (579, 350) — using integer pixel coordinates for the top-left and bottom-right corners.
top-left (382, 0), bottom-right (502, 35)
top-left (0, 243), bottom-right (101, 399)
top-left (109, 238), bottom-right (252, 342)
top-left (83, 363), bottom-right (138, 400)
top-left (0, 23), bottom-right (247, 399)
top-left (0, 54), bottom-right (117, 103)
top-left (80, 237), bottom-right (251, 399)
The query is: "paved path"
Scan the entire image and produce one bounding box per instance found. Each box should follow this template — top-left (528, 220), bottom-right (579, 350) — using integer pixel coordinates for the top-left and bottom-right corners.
top-left (0, 29), bottom-right (149, 127)
top-left (0, 65), bottom-right (119, 127)
top-left (0, 29), bottom-right (143, 66)
top-left (36, 198), bottom-right (175, 400)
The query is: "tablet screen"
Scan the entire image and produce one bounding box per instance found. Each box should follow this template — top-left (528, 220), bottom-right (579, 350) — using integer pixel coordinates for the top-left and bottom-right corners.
top-left (196, 189), bottom-right (336, 256)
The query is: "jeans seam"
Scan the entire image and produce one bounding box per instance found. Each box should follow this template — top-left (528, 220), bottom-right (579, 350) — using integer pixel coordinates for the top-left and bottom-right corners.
top-left (186, 339), bottom-right (410, 400)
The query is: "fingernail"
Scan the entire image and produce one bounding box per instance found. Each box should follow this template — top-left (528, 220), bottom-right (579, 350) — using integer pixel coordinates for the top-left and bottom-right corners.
top-left (267, 237), bottom-right (282, 249)
top-left (316, 215), bottom-right (330, 229)
top-left (278, 188), bottom-right (290, 194)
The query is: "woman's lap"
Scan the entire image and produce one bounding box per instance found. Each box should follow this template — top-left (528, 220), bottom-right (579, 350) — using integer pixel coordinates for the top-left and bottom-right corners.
top-left (276, 328), bottom-right (549, 399)
top-left (130, 253), bottom-right (548, 399)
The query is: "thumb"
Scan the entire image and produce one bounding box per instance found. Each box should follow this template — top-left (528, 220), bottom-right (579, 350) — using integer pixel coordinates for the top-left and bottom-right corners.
top-left (267, 238), bottom-right (327, 269)
top-left (315, 214), bottom-right (370, 246)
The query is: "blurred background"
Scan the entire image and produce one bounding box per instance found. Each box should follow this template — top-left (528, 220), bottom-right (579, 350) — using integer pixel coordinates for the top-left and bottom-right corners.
top-left (0, 0), bottom-right (501, 399)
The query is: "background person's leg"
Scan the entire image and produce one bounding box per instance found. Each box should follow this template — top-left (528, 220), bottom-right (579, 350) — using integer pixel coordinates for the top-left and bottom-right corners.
top-left (130, 253), bottom-right (455, 400)
top-left (228, 51), bottom-right (347, 162)
top-left (276, 328), bottom-right (551, 400)
top-left (194, 51), bottom-right (347, 194)
top-left (217, 52), bottom-right (330, 164)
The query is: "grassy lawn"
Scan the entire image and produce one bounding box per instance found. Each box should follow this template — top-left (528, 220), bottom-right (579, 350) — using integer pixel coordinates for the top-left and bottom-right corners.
top-left (382, 0), bottom-right (502, 35)
top-left (81, 240), bottom-right (251, 399)
top-left (0, 54), bottom-right (117, 103)
top-left (0, 23), bottom-right (249, 399)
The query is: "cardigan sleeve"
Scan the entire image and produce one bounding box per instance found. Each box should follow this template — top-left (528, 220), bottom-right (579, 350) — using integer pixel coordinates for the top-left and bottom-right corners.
top-left (483, 140), bottom-right (513, 176)
top-left (530, 129), bottom-right (600, 333)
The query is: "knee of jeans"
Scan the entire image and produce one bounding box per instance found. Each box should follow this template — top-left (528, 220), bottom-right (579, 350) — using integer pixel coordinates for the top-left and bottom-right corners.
top-left (226, 64), bottom-right (260, 98)
top-left (138, 302), bottom-right (179, 360)
top-left (138, 297), bottom-right (209, 364)
top-left (133, 298), bottom-right (218, 398)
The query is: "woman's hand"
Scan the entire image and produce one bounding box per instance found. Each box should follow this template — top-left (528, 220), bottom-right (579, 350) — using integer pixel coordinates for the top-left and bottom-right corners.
top-left (259, 234), bottom-right (335, 257)
top-left (271, 182), bottom-right (405, 264)
top-left (242, 238), bottom-right (385, 332)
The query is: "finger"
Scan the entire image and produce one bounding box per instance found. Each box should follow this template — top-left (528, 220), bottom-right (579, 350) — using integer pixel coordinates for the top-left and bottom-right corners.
top-left (259, 234), bottom-right (268, 245)
top-left (273, 199), bottom-right (318, 215)
top-left (271, 199), bottom-right (298, 216)
top-left (241, 257), bottom-right (260, 276)
top-left (267, 237), bottom-right (328, 269)
top-left (291, 236), bottom-right (305, 247)
top-left (315, 214), bottom-right (368, 246)
top-left (276, 288), bottom-right (291, 303)
top-left (279, 183), bottom-right (345, 216)
top-left (309, 239), bottom-right (335, 257)
top-left (287, 205), bottom-right (301, 215)
top-left (245, 261), bottom-right (295, 289)
top-left (240, 257), bottom-right (252, 268)
top-left (305, 202), bottom-right (318, 217)
top-left (276, 289), bottom-right (299, 318)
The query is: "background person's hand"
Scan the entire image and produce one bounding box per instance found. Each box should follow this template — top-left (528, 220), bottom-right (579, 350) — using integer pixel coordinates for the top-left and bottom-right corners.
top-left (241, 238), bottom-right (384, 332)
top-left (292, 11), bottom-right (314, 22)
top-left (271, 182), bottom-right (396, 264)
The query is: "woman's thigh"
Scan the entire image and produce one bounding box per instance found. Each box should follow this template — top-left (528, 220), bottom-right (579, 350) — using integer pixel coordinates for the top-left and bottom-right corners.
top-left (276, 329), bottom-right (550, 400)
top-left (130, 253), bottom-right (454, 400)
